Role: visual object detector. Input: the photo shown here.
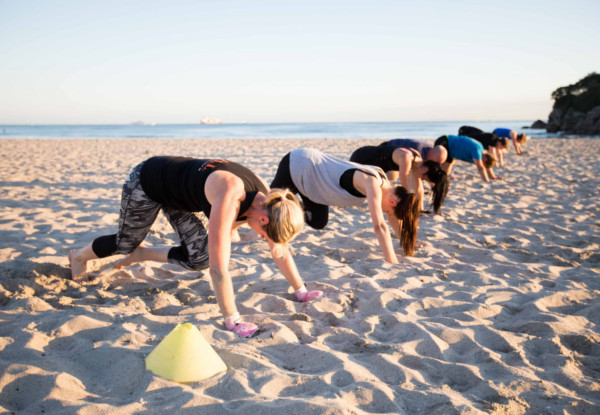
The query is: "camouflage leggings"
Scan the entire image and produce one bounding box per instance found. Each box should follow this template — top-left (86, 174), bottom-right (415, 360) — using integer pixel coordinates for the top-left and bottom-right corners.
top-left (91, 162), bottom-right (209, 270)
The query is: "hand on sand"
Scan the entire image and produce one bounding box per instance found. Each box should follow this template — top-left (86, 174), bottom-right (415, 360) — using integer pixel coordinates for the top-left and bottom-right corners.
top-left (68, 249), bottom-right (89, 282)
top-left (416, 241), bottom-right (431, 249)
top-left (296, 289), bottom-right (324, 302)
top-left (225, 312), bottom-right (260, 338)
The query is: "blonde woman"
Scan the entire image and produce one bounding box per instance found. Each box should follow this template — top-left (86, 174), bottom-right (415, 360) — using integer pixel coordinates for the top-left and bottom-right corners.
top-left (68, 156), bottom-right (321, 338)
top-left (493, 128), bottom-right (528, 155)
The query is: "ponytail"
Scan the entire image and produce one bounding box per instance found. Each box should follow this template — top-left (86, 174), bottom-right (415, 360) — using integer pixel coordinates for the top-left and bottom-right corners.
top-left (423, 160), bottom-right (449, 214)
top-left (264, 188), bottom-right (304, 244)
top-left (393, 186), bottom-right (420, 256)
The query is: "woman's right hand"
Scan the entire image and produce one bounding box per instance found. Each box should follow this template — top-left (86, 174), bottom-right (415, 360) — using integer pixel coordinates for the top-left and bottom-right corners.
top-left (225, 312), bottom-right (259, 338)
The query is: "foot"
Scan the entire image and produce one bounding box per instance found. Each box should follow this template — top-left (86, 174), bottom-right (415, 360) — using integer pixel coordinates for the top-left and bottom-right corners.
top-left (114, 244), bottom-right (146, 270)
top-left (68, 249), bottom-right (88, 281)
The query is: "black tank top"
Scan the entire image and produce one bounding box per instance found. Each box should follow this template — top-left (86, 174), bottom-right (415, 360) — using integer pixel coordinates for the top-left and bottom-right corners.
top-left (140, 156), bottom-right (267, 220)
top-left (471, 133), bottom-right (497, 150)
top-left (350, 146), bottom-right (398, 171)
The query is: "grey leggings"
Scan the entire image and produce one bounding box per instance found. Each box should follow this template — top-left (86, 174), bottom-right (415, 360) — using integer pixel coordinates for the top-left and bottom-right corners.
top-left (91, 162), bottom-right (209, 270)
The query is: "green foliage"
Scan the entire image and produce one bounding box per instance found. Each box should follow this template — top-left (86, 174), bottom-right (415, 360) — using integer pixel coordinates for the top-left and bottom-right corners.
top-left (551, 72), bottom-right (600, 112)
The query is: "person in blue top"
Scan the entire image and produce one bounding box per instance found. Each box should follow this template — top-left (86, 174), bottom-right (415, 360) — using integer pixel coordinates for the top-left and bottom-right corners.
top-left (458, 126), bottom-right (509, 167)
top-left (493, 128), bottom-right (528, 155)
top-left (434, 135), bottom-right (500, 182)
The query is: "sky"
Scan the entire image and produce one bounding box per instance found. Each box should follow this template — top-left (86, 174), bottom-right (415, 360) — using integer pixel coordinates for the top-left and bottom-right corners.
top-left (0, 0), bottom-right (599, 124)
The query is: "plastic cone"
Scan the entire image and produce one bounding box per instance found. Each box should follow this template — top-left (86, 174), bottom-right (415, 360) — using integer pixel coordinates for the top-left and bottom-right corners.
top-left (145, 323), bottom-right (227, 382)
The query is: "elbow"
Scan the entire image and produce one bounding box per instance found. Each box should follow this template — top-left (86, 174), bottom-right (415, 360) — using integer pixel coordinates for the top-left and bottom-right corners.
top-left (373, 222), bottom-right (388, 235)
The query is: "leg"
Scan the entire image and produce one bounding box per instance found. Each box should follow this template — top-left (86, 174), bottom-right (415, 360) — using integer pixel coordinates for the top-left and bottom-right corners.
top-left (270, 153), bottom-right (329, 229)
top-left (163, 209), bottom-right (209, 271)
top-left (386, 170), bottom-right (399, 181)
top-left (300, 195), bottom-right (329, 229)
top-left (270, 152), bottom-right (298, 192)
top-left (114, 245), bottom-right (171, 270)
top-left (69, 163), bottom-right (161, 280)
top-left (69, 244), bottom-right (98, 281)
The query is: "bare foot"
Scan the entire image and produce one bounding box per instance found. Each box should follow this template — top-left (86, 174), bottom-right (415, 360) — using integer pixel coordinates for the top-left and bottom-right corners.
top-left (69, 249), bottom-right (88, 281)
top-left (114, 244), bottom-right (145, 270)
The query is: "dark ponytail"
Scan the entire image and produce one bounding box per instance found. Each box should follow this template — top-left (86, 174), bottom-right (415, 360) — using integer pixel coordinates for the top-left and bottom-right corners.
top-left (393, 186), bottom-right (420, 256)
top-left (422, 160), bottom-right (449, 214)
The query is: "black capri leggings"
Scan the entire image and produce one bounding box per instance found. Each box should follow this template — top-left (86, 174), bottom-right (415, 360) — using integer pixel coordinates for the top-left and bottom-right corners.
top-left (91, 162), bottom-right (209, 271)
top-left (270, 153), bottom-right (329, 230)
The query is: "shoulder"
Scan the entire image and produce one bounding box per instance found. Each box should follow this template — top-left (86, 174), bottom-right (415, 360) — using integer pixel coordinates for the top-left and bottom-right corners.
top-left (206, 170), bottom-right (245, 194)
top-left (393, 147), bottom-right (412, 160)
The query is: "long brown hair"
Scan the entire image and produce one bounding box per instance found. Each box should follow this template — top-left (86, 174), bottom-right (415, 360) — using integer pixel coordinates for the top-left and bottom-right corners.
top-left (392, 186), bottom-right (420, 256)
top-left (422, 161), bottom-right (449, 214)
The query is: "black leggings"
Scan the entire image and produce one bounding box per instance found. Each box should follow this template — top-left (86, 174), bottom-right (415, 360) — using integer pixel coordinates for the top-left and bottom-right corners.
top-left (91, 163), bottom-right (209, 271)
top-left (270, 153), bottom-right (329, 230)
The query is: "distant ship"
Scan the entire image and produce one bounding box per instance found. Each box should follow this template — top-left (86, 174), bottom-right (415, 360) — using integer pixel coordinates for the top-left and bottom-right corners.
top-left (130, 121), bottom-right (155, 126)
top-left (201, 118), bottom-right (222, 125)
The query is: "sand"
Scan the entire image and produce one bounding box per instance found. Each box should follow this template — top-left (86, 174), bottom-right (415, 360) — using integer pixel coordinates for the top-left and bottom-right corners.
top-left (0, 137), bottom-right (598, 414)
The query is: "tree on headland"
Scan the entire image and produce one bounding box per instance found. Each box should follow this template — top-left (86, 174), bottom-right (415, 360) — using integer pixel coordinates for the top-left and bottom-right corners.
top-left (551, 73), bottom-right (600, 113)
top-left (547, 72), bottom-right (600, 134)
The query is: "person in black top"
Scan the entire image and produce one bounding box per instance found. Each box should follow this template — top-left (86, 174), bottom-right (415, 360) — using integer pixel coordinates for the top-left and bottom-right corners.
top-left (458, 126), bottom-right (509, 167)
top-left (350, 145), bottom-right (449, 214)
top-left (68, 156), bottom-right (321, 338)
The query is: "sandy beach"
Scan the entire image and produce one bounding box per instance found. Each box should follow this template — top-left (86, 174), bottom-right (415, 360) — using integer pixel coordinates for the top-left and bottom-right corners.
top-left (0, 137), bottom-right (598, 414)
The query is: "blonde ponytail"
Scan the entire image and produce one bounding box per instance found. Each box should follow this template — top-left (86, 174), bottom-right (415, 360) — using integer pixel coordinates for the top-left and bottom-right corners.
top-left (264, 188), bottom-right (304, 244)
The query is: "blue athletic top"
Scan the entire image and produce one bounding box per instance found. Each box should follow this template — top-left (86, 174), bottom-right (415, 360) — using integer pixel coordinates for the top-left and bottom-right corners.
top-left (447, 135), bottom-right (484, 163)
top-left (381, 138), bottom-right (431, 159)
top-left (493, 128), bottom-right (512, 138)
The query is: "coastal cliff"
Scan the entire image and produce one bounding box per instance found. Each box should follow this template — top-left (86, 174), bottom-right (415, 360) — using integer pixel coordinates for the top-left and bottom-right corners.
top-left (546, 73), bottom-right (600, 135)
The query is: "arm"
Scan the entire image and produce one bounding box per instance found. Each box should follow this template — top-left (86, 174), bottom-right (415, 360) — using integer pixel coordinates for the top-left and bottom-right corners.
top-left (495, 146), bottom-right (504, 167)
top-left (395, 151), bottom-right (412, 191)
top-left (411, 169), bottom-right (424, 210)
top-left (206, 177), bottom-right (243, 318)
top-left (364, 178), bottom-right (398, 264)
top-left (266, 239), bottom-right (303, 291)
top-left (386, 212), bottom-right (402, 242)
top-left (473, 159), bottom-right (490, 182)
top-left (442, 161), bottom-right (453, 176)
top-left (510, 131), bottom-right (523, 155)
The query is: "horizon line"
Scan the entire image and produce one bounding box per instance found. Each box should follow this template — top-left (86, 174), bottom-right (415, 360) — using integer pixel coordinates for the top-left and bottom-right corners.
top-left (0, 119), bottom-right (539, 126)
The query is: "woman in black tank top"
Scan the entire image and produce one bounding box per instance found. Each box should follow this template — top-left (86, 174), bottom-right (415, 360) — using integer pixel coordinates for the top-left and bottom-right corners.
top-left (350, 146), bottom-right (449, 214)
top-left (68, 156), bottom-right (322, 338)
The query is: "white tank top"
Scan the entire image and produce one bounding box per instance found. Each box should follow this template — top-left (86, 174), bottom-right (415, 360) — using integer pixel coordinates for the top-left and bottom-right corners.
top-left (289, 148), bottom-right (385, 207)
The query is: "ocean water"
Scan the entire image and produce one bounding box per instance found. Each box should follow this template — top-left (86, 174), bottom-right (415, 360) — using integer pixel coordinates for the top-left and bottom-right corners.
top-left (0, 121), bottom-right (557, 140)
